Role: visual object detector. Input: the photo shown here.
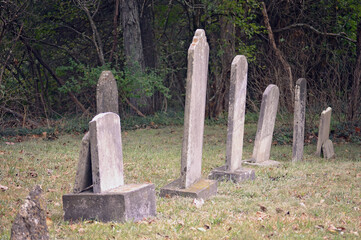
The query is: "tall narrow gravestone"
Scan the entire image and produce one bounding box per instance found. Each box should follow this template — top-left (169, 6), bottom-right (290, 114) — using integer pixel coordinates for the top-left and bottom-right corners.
top-left (245, 84), bottom-right (280, 166)
top-left (315, 107), bottom-right (335, 159)
top-left (63, 112), bottom-right (156, 222)
top-left (96, 71), bottom-right (119, 114)
top-left (292, 78), bottom-right (307, 162)
top-left (160, 29), bottom-right (217, 200)
top-left (208, 55), bottom-right (255, 182)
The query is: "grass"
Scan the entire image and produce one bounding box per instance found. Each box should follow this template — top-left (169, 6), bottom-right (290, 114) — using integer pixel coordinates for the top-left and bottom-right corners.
top-left (0, 123), bottom-right (360, 239)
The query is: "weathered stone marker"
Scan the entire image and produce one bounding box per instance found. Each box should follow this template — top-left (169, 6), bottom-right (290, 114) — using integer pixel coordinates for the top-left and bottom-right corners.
top-left (90, 113), bottom-right (124, 193)
top-left (96, 71), bottom-right (119, 114)
top-left (11, 185), bottom-right (49, 240)
top-left (63, 112), bottom-right (156, 222)
top-left (208, 55), bottom-right (255, 182)
top-left (245, 84), bottom-right (280, 166)
top-left (322, 139), bottom-right (335, 159)
top-left (160, 29), bottom-right (217, 200)
top-left (315, 107), bottom-right (335, 158)
top-left (73, 132), bottom-right (92, 193)
top-left (292, 78), bottom-right (307, 162)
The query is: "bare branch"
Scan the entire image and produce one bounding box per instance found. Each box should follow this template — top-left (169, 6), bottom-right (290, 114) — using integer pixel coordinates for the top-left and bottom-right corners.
top-left (273, 23), bottom-right (356, 44)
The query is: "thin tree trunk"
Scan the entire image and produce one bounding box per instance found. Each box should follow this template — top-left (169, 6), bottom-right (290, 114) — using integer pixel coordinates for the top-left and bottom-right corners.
top-left (348, 21), bottom-right (361, 121)
top-left (261, 2), bottom-right (294, 110)
top-left (108, 0), bottom-right (120, 63)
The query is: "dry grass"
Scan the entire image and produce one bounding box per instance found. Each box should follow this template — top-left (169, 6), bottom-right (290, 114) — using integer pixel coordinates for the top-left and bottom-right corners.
top-left (0, 124), bottom-right (360, 239)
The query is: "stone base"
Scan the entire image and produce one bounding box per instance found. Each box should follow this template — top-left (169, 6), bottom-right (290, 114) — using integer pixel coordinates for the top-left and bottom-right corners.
top-left (243, 159), bottom-right (281, 167)
top-left (62, 183), bottom-right (156, 223)
top-left (159, 178), bottom-right (217, 200)
top-left (208, 165), bottom-right (255, 183)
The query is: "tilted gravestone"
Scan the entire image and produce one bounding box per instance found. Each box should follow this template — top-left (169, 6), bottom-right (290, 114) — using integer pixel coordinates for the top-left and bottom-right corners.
top-left (63, 112), bottom-right (156, 222)
top-left (160, 29), bottom-right (217, 200)
top-left (245, 84), bottom-right (280, 166)
top-left (73, 71), bottom-right (119, 193)
top-left (73, 132), bottom-right (92, 193)
top-left (208, 55), bottom-right (255, 182)
top-left (11, 185), bottom-right (49, 240)
top-left (96, 71), bottom-right (119, 115)
top-left (292, 78), bottom-right (307, 162)
top-left (315, 107), bottom-right (335, 158)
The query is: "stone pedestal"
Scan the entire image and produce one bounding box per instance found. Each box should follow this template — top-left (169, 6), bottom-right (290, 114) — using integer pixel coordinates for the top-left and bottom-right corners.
top-left (63, 184), bottom-right (156, 223)
top-left (208, 165), bottom-right (255, 183)
top-left (243, 159), bottom-right (281, 167)
top-left (160, 178), bottom-right (217, 200)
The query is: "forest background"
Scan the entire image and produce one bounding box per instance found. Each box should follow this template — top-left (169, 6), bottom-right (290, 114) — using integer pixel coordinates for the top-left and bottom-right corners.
top-left (1, 0), bottom-right (360, 133)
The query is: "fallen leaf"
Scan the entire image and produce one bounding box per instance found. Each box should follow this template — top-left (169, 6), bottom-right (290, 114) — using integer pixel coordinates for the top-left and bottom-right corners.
top-left (276, 208), bottom-right (283, 214)
top-left (46, 217), bottom-right (53, 226)
top-left (78, 228), bottom-right (85, 233)
top-left (259, 204), bottom-right (267, 212)
top-left (315, 225), bottom-right (324, 229)
top-left (197, 227), bottom-right (206, 232)
top-left (0, 185), bottom-right (9, 191)
top-left (5, 142), bottom-right (15, 145)
top-left (204, 224), bottom-right (210, 230)
top-left (0, 151), bottom-right (5, 155)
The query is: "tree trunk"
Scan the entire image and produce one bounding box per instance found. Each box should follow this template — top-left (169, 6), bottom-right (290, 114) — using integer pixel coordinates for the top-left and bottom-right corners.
top-left (348, 21), bottom-right (361, 121)
top-left (121, 0), bottom-right (145, 71)
top-left (121, 0), bottom-right (152, 114)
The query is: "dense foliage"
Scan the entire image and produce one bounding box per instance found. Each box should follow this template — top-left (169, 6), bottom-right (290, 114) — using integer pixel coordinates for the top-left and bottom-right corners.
top-left (1, 0), bottom-right (360, 129)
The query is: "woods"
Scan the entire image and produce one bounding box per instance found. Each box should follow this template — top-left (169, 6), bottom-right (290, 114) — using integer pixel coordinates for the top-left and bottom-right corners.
top-left (1, 0), bottom-right (360, 128)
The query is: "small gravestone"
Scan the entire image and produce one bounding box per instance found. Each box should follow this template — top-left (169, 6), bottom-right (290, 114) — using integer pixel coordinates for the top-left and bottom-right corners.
top-left (96, 71), bottom-right (119, 114)
top-left (245, 84), bottom-right (280, 166)
top-left (322, 139), bottom-right (335, 159)
top-left (63, 112), bottom-right (156, 222)
top-left (315, 107), bottom-right (335, 159)
top-left (73, 132), bottom-right (92, 193)
top-left (160, 29), bottom-right (217, 200)
top-left (208, 55), bottom-right (255, 182)
top-left (315, 107), bottom-right (332, 156)
top-left (292, 78), bottom-right (307, 162)
top-left (11, 185), bottom-right (49, 240)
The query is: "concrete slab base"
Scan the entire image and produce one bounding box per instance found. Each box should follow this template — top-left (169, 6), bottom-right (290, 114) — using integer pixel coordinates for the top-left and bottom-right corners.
top-left (208, 165), bottom-right (255, 183)
top-left (243, 159), bottom-right (281, 167)
top-left (62, 183), bottom-right (156, 223)
top-left (160, 178), bottom-right (217, 200)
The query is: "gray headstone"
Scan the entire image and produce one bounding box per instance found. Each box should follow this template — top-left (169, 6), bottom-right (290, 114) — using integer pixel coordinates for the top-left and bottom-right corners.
top-left (180, 29), bottom-right (209, 189)
top-left (251, 84), bottom-right (279, 163)
top-left (11, 185), bottom-right (49, 240)
top-left (73, 132), bottom-right (92, 193)
top-left (90, 112), bottom-right (124, 193)
top-left (96, 71), bottom-right (119, 115)
top-left (322, 139), bottom-right (335, 159)
top-left (315, 107), bottom-right (332, 156)
top-left (226, 55), bottom-right (248, 172)
top-left (292, 78), bottom-right (307, 162)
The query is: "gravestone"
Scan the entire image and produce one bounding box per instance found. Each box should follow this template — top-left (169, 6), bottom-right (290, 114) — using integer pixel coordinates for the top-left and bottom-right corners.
top-left (160, 29), bottom-right (217, 200)
top-left (89, 113), bottom-right (124, 193)
top-left (245, 84), bottom-right (280, 166)
top-left (208, 55), bottom-right (255, 182)
top-left (292, 78), bottom-right (307, 162)
top-left (315, 107), bottom-right (334, 158)
top-left (63, 112), bottom-right (156, 222)
top-left (322, 139), bottom-right (335, 159)
top-left (96, 71), bottom-right (119, 114)
top-left (11, 185), bottom-right (49, 240)
top-left (73, 132), bottom-right (92, 193)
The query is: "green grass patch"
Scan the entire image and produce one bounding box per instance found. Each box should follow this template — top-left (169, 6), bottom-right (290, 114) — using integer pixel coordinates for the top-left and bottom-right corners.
top-left (0, 124), bottom-right (360, 239)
